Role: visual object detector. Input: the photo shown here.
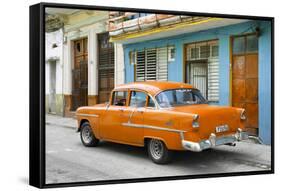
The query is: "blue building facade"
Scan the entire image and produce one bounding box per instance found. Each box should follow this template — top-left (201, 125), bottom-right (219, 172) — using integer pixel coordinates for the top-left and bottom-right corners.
top-left (122, 20), bottom-right (272, 144)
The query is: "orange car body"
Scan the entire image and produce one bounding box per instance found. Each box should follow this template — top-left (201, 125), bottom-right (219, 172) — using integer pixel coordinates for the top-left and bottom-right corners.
top-left (76, 81), bottom-right (248, 152)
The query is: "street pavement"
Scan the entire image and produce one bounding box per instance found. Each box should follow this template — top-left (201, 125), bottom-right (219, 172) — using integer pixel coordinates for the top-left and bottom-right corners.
top-left (46, 114), bottom-right (271, 184)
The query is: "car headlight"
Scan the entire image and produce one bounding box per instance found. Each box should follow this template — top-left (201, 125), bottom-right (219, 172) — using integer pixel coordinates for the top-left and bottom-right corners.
top-left (192, 114), bottom-right (200, 128)
top-left (240, 109), bottom-right (246, 120)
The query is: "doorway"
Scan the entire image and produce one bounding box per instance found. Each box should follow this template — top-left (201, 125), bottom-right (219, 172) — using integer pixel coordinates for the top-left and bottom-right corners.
top-left (71, 38), bottom-right (88, 111)
top-left (232, 34), bottom-right (259, 135)
top-left (184, 40), bottom-right (219, 102)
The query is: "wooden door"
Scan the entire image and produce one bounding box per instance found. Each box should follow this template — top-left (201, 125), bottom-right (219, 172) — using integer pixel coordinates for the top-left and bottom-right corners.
top-left (232, 34), bottom-right (258, 135)
top-left (72, 38), bottom-right (88, 111)
top-left (98, 33), bottom-right (114, 103)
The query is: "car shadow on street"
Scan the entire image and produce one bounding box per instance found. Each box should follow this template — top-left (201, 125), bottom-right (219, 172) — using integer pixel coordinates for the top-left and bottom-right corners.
top-left (96, 141), bottom-right (148, 159)
top-left (88, 141), bottom-right (252, 167)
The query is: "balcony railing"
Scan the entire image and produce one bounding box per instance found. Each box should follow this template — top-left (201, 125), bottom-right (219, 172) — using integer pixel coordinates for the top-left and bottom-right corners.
top-left (108, 12), bottom-right (209, 37)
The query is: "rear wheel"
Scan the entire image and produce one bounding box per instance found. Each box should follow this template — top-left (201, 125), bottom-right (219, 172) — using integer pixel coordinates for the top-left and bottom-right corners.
top-left (80, 122), bottom-right (99, 147)
top-left (147, 139), bottom-right (172, 164)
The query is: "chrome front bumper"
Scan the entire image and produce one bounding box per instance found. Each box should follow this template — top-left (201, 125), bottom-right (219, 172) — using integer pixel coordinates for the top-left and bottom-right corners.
top-left (181, 128), bottom-right (248, 152)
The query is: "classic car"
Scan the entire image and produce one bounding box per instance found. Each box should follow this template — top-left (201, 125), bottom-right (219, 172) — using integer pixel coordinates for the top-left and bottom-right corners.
top-left (76, 81), bottom-right (248, 164)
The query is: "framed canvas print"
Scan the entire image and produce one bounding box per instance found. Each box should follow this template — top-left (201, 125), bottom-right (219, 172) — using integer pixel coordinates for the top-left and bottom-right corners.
top-left (29, 2), bottom-right (274, 188)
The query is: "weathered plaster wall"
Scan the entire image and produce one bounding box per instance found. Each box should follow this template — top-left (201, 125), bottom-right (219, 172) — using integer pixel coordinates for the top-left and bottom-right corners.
top-left (45, 29), bottom-right (64, 115)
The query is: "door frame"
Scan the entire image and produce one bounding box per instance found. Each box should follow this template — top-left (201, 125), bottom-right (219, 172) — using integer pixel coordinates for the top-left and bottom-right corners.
top-left (230, 33), bottom-right (259, 135)
top-left (71, 37), bottom-right (89, 111)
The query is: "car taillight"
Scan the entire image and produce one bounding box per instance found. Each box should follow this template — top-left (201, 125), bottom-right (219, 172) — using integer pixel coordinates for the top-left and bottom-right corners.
top-left (192, 114), bottom-right (200, 128)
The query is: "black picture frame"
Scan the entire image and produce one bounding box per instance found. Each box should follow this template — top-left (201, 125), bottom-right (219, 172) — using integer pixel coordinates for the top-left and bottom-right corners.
top-left (29, 2), bottom-right (274, 189)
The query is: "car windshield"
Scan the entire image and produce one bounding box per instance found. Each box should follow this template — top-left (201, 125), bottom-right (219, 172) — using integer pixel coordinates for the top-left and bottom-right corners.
top-left (155, 88), bottom-right (207, 108)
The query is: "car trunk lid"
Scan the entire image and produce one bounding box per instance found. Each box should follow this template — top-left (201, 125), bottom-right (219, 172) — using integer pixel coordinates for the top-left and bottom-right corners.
top-left (171, 104), bottom-right (240, 139)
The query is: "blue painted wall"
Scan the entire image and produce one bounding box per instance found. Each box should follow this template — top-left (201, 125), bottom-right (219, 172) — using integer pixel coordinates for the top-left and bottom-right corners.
top-left (258, 21), bottom-right (272, 144)
top-left (123, 20), bottom-right (272, 144)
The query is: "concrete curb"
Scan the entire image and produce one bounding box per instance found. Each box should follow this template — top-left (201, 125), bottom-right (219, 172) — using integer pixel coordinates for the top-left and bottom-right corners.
top-left (46, 114), bottom-right (77, 130)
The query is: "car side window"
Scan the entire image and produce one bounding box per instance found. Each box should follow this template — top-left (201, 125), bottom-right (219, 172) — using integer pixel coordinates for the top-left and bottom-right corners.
top-left (112, 91), bottom-right (127, 106)
top-left (147, 96), bottom-right (156, 108)
top-left (130, 91), bottom-right (147, 108)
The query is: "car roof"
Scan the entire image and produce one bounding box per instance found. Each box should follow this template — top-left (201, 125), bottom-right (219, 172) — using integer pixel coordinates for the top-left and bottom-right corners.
top-left (114, 81), bottom-right (195, 96)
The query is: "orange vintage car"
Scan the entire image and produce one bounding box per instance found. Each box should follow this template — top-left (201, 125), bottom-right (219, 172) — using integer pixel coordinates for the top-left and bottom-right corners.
top-left (76, 81), bottom-right (248, 164)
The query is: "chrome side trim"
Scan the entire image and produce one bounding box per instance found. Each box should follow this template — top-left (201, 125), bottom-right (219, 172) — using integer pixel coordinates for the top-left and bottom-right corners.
top-left (122, 122), bottom-right (186, 133)
top-left (76, 113), bottom-right (99, 118)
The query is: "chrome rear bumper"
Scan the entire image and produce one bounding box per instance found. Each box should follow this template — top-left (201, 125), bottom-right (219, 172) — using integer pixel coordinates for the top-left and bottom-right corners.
top-left (181, 128), bottom-right (248, 152)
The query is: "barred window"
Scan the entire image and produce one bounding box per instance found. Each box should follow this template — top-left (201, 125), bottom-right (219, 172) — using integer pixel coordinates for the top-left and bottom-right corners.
top-left (186, 40), bottom-right (219, 102)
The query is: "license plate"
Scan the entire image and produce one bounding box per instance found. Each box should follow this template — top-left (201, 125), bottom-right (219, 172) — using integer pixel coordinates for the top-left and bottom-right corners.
top-left (216, 125), bottom-right (229, 133)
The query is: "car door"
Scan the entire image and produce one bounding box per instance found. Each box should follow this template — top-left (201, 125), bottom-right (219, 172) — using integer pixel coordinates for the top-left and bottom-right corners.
top-left (121, 90), bottom-right (147, 145)
top-left (100, 90), bottom-right (128, 141)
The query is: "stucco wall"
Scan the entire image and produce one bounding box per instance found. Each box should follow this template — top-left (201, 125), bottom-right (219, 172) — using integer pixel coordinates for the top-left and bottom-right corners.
top-left (123, 20), bottom-right (272, 144)
top-left (258, 21), bottom-right (272, 144)
top-left (62, 12), bottom-right (108, 96)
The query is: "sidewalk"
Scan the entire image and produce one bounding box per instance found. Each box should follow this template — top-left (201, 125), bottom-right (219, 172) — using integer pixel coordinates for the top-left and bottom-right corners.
top-left (46, 114), bottom-right (77, 129)
top-left (46, 114), bottom-right (265, 145)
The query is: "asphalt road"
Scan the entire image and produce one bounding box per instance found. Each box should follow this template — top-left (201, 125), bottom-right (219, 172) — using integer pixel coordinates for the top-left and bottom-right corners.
top-left (46, 123), bottom-right (271, 184)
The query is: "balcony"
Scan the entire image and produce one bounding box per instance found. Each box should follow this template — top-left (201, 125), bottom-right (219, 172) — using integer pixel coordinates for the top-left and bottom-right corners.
top-left (108, 12), bottom-right (248, 44)
top-left (108, 12), bottom-right (208, 37)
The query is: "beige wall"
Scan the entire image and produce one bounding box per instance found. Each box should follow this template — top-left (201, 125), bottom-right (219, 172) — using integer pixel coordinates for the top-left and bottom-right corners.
top-left (62, 11), bottom-right (109, 97)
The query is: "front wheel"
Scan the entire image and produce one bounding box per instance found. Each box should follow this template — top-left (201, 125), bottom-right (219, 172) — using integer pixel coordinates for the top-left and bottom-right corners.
top-left (80, 122), bottom-right (99, 147)
top-left (147, 139), bottom-right (172, 164)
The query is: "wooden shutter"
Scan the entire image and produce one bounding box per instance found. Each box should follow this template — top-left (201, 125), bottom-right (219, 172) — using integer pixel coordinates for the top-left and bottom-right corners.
top-left (207, 57), bottom-right (219, 101)
top-left (157, 47), bottom-right (168, 81)
top-left (136, 50), bottom-right (145, 81)
top-left (98, 33), bottom-right (115, 103)
top-left (135, 47), bottom-right (168, 81)
top-left (145, 48), bottom-right (157, 80)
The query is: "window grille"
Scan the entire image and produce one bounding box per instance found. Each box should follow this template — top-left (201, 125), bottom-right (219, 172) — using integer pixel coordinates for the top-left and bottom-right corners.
top-left (186, 40), bottom-right (219, 102)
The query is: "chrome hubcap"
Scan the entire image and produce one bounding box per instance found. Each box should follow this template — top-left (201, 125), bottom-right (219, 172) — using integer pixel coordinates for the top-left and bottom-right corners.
top-left (150, 139), bottom-right (164, 160)
top-left (82, 127), bottom-right (93, 144)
